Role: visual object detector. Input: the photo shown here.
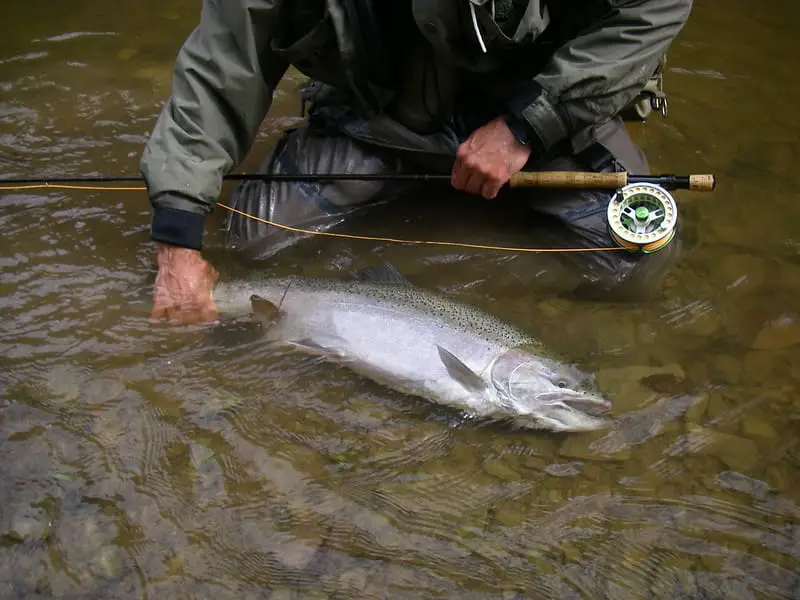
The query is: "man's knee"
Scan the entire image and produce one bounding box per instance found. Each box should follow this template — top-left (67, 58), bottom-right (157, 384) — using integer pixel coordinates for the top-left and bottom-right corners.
top-left (223, 126), bottom-right (409, 257)
top-left (510, 119), bottom-right (681, 297)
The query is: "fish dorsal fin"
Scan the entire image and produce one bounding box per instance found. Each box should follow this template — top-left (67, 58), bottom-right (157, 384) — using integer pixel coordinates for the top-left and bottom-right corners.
top-left (355, 262), bottom-right (410, 285)
top-left (250, 294), bottom-right (280, 321)
top-left (437, 345), bottom-right (488, 394)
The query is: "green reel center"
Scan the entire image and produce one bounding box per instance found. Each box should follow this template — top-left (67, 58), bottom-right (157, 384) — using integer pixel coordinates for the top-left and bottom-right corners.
top-left (607, 183), bottom-right (679, 253)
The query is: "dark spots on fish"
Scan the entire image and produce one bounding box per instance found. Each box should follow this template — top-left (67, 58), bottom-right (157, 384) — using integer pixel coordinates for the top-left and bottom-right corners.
top-left (268, 275), bottom-right (536, 348)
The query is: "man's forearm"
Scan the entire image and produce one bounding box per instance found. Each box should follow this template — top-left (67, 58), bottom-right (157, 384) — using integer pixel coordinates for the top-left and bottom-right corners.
top-left (504, 0), bottom-right (693, 156)
top-left (140, 0), bottom-right (289, 251)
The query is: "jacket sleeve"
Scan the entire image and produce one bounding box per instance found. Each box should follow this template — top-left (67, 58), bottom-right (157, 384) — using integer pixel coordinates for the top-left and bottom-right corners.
top-left (140, 0), bottom-right (288, 251)
top-left (505, 0), bottom-right (692, 157)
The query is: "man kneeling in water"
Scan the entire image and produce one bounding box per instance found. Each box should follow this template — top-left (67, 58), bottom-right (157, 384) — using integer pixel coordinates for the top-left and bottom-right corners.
top-left (141, 0), bottom-right (693, 324)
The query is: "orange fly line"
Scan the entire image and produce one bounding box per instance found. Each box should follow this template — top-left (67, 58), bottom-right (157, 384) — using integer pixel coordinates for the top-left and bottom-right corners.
top-left (0, 182), bottom-right (625, 254)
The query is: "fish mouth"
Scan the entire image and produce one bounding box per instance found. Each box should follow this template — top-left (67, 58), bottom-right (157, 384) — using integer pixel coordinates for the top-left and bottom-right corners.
top-left (535, 390), bottom-right (612, 418)
top-left (512, 390), bottom-right (612, 432)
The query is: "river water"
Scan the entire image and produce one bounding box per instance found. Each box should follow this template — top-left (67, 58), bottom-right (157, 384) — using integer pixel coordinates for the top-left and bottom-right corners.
top-left (1, 0), bottom-right (798, 598)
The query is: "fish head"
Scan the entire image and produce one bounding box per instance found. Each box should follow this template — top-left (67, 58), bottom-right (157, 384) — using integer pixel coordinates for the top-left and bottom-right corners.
top-left (491, 348), bottom-right (612, 432)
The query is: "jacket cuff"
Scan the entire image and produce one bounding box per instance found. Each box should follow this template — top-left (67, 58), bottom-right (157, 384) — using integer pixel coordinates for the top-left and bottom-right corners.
top-left (151, 206), bottom-right (206, 251)
top-left (504, 83), bottom-right (572, 157)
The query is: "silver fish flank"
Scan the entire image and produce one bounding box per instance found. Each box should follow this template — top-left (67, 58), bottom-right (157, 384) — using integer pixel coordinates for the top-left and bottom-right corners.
top-left (212, 265), bottom-right (613, 433)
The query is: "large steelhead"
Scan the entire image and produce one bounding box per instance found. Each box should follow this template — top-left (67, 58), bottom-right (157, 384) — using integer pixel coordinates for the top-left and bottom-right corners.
top-left (212, 265), bottom-right (612, 432)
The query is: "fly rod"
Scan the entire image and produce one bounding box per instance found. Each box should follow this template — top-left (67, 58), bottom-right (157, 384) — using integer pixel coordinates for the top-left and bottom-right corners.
top-left (0, 171), bottom-right (716, 191)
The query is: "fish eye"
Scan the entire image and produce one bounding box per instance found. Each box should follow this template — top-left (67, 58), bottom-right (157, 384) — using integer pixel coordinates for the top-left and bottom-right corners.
top-left (556, 379), bottom-right (569, 389)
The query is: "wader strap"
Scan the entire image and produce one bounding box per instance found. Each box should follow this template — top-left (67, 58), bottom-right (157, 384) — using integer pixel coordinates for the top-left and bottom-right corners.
top-left (576, 140), bottom-right (618, 173)
top-left (572, 118), bottom-right (649, 175)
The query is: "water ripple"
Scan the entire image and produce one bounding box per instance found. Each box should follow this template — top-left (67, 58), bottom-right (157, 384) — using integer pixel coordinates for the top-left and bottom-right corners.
top-left (2, 4), bottom-right (800, 598)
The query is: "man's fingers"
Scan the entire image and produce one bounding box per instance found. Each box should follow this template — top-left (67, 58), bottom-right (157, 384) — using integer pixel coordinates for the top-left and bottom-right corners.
top-left (150, 297), bottom-right (217, 325)
top-left (452, 117), bottom-right (532, 198)
top-left (480, 182), bottom-right (498, 200)
top-left (454, 154), bottom-right (487, 195)
top-left (206, 263), bottom-right (219, 284)
top-left (481, 172), bottom-right (507, 199)
top-left (152, 297), bottom-right (218, 325)
top-left (199, 304), bottom-right (219, 324)
top-left (150, 291), bottom-right (173, 320)
top-left (149, 246), bottom-right (219, 326)
top-left (452, 151), bottom-right (509, 198)
top-left (451, 158), bottom-right (470, 191)
top-left (464, 170), bottom-right (487, 197)
top-left (178, 309), bottom-right (204, 325)
top-left (163, 306), bottom-right (197, 325)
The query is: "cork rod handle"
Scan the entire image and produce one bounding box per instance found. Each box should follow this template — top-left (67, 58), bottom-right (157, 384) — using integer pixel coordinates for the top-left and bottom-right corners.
top-left (508, 171), bottom-right (628, 189)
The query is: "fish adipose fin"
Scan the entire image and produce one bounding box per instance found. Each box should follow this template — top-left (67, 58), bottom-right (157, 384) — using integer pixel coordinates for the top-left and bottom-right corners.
top-left (355, 262), bottom-right (411, 285)
top-left (436, 345), bottom-right (488, 395)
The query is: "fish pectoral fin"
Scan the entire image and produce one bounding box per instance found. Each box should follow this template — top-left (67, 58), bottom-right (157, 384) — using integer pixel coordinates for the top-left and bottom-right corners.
top-left (354, 262), bottom-right (411, 285)
top-left (436, 345), bottom-right (488, 395)
top-left (250, 295), bottom-right (280, 322)
top-left (287, 336), bottom-right (349, 360)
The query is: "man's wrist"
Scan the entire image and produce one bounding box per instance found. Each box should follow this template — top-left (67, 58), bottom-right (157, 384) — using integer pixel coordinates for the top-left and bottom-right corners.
top-left (502, 111), bottom-right (535, 147)
top-left (154, 242), bottom-right (206, 275)
top-left (503, 82), bottom-right (571, 157)
top-left (151, 205), bottom-right (205, 251)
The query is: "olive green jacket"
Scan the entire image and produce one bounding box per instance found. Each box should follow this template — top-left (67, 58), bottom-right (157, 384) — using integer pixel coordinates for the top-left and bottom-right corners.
top-left (141, 0), bottom-right (692, 250)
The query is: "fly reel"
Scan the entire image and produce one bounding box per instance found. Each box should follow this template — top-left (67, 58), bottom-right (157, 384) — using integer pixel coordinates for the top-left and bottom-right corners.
top-left (607, 183), bottom-right (679, 253)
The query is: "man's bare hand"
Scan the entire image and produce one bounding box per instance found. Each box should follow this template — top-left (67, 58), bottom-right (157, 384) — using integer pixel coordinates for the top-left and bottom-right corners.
top-left (151, 242), bottom-right (219, 324)
top-left (451, 117), bottom-right (532, 199)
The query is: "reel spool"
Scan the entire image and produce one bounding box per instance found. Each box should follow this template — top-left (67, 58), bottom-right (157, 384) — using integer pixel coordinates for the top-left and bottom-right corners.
top-left (607, 183), bottom-right (678, 253)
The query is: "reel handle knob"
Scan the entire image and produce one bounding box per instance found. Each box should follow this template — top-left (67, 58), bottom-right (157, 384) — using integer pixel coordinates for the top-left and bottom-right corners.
top-left (688, 174), bottom-right (716, 192)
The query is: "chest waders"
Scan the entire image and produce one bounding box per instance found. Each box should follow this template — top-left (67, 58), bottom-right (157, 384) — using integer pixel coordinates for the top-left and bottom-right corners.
top-left (224, 0), bottom-right (681, 301)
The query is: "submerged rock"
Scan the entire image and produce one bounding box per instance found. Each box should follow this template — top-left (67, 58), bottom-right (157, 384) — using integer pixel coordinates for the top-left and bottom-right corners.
top-left (482, 458), bottom-right (522, 483)
top-left (591, 394), bottom-right (700, 457)
top-left (708, 353), bottom-right (744, 385)
top-left (559, 433), bottom-right (632, 462)
top-left (4, 507), bottom-right (52, 543)
top-left (277, 537), bottom-right (322, 571)
top-left (751, 314), bottom-right (800, 350)
top-left (595, 364), bottom-right (686, 414)
top-left (740, 414), bottom-right (779, 439)
top-left (684, 424), bottom-right (760, 472)
top-left (716, 254), bottom-right (767, 295)
top-left (116, 48), bottom-right (138, 61)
